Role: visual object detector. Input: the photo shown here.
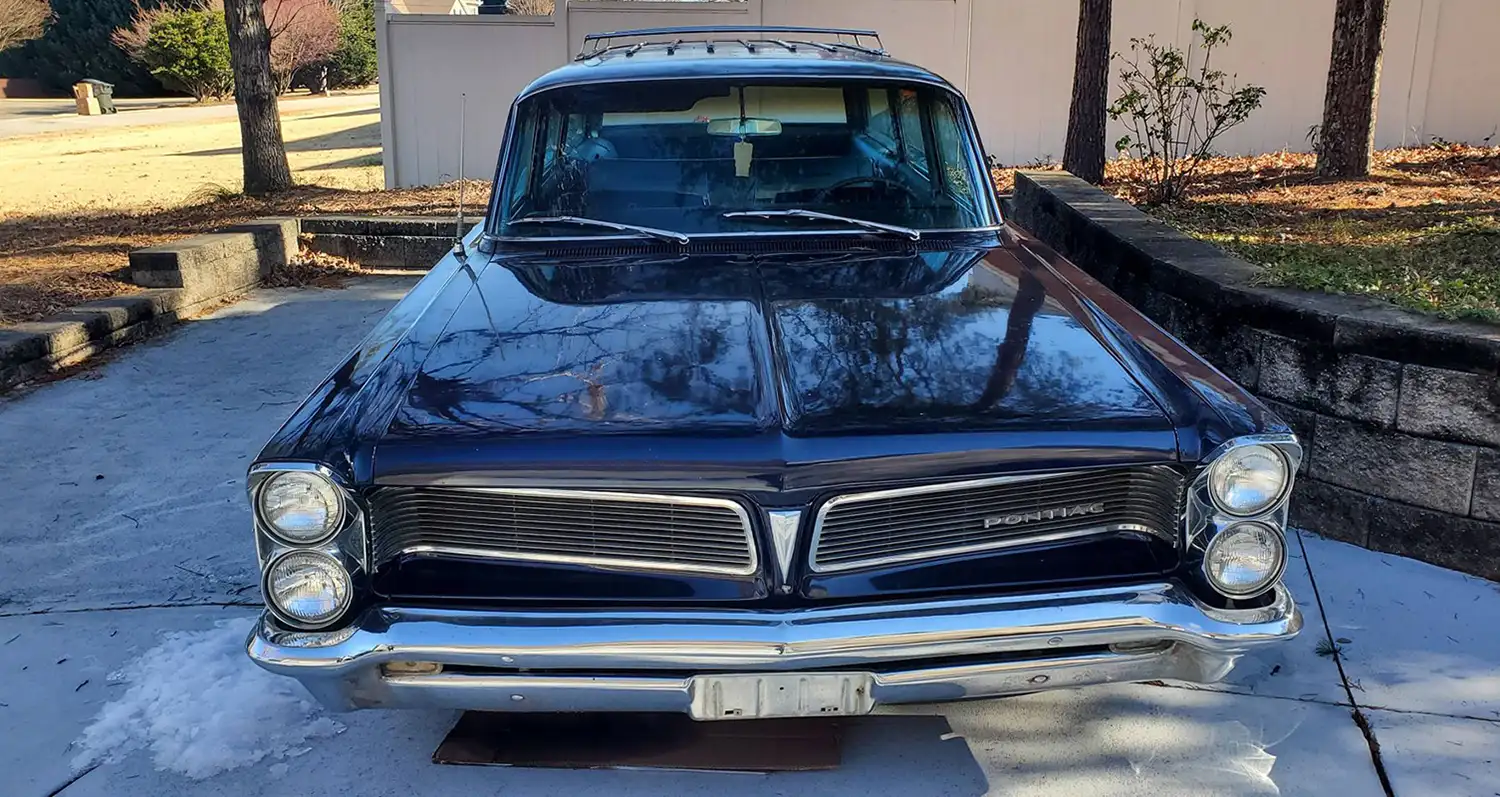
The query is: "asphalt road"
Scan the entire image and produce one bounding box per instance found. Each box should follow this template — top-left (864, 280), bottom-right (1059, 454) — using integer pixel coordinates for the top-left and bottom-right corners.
top-left (0, 90), bottom-right (378, 139)
top-left (0, 277), bottom-right (1494, 796)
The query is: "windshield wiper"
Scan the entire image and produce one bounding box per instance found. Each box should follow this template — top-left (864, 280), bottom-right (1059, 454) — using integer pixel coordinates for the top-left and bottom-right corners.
top-left (508, 216), bottom-right (691, 245)
top-left (722, 209), bottom-right (922, 241)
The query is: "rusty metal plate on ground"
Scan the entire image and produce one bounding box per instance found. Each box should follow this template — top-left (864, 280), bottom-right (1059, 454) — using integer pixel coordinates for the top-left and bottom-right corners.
top-left (433, 712), bottom-right (843, 772)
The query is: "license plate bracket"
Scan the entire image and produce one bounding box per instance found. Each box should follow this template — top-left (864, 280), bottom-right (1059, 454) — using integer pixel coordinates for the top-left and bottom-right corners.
top-left (689, 672), bottom-right (875, 721)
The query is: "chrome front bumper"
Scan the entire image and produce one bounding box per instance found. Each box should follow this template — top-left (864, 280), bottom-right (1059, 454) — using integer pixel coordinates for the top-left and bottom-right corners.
top-left (247, 582), bottom-right (1300, 719)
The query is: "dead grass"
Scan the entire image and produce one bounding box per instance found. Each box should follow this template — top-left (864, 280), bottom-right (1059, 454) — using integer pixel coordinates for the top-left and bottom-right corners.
top-left (1119, 147), bottom-right (1500, 322)
top-left (996, 146), bottom-right (1500, 322)
top-left (0, 180), bottom-right (490, 326)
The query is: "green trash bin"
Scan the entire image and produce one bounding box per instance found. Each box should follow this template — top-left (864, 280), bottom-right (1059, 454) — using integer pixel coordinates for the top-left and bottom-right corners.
top-left (80, 79), bottom-right (117, 114)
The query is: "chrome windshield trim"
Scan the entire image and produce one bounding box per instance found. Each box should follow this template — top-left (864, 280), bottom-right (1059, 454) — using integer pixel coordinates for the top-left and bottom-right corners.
top-left (381, 487), bottom-right (760, 578)
top-left (722, 209), bottom-right (922, 241)
top-left (807, 466), bottom-right (1181, 574)
top-left (481, 225), bottom-right (1004, 249)
top-left (507, 216), bottom-right (692, 245)
top-left (517, 71), bottom-right (963, 104)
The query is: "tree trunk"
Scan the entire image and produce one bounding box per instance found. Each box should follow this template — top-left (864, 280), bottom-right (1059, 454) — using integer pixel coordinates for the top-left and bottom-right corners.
top-left (1317, 0), bottom-right (1390, 178)
top-left (1063, 0), bottom-right (1112, 184)
top-left (224, 0), bottom-right (292, 195)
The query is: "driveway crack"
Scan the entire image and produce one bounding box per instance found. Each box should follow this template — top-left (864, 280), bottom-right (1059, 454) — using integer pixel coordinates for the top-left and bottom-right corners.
top-left (0, 600), bottom-right (258, 619)
top-left (1295, 529), bottom-right (1396, 797)
top-left (43, 762), bottom-right (99, 797)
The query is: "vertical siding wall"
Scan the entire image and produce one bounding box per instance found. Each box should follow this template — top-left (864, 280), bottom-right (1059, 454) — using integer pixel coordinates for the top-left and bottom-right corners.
top-left (377, 0), bottom-right (1500, 187)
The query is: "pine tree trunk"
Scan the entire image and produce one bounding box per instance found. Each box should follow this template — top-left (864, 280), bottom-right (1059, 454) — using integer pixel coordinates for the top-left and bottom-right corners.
top-left (223, 0), bottom-right (292, 196)
top-left (1063, 0), bottom-right (1112, 185)
top-left (1317, 0), bottom-right (1389, 178)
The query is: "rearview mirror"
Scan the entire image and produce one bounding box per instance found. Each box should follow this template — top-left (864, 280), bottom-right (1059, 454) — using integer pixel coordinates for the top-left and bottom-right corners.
top-left (707, 117), bottom-right (784, 137)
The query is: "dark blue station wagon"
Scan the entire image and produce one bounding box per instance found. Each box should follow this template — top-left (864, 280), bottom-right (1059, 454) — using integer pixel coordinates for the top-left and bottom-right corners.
top-left (245, 26), bottom-right (1302, 720)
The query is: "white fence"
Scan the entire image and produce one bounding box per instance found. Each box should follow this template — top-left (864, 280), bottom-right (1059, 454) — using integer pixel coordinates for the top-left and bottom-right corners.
top-left (375, 0), bottom-right (1500, 188)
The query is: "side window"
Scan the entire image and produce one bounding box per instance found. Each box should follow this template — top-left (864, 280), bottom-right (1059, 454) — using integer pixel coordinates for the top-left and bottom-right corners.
top-left (931, 96), bottom-right (975, 200)
top-left (896, 89), bottom-right (928, 173)
top-left (866, 88), bottom-right (898, 153)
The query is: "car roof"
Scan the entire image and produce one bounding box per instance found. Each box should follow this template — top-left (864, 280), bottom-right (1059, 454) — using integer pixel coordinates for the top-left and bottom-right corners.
top-left (518, 39), bottom-right (959, 101)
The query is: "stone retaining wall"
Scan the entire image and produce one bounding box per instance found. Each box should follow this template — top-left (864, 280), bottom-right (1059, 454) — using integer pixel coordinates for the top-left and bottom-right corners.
top-left (2, 218), bottom-right (300, 391)
top-left (2, 215), bottom-right (454, 391)
top-left (1011, 171), bottom-right (1500, 580)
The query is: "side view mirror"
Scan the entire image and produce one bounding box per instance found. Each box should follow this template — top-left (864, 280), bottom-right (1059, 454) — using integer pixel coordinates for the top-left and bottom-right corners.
top-left (707, 117), bottom-right (784, 137)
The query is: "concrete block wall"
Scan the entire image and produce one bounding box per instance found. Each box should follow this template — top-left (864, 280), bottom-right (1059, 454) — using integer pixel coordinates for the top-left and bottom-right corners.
top-left (1011, 171), bottom-right (1500, 580)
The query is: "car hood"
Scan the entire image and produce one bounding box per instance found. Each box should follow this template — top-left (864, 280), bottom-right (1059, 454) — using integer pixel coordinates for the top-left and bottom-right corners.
top-left (365, 237), bottom-right (1183, 489)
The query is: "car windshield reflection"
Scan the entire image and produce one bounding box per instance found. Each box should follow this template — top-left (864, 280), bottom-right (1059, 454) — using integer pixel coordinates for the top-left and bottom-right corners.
top-left (494, 80), bottom-right (990, 238)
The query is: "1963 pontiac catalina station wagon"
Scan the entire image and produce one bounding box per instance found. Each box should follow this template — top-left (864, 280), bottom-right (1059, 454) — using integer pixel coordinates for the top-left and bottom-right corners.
top-left (246, 26), bottom-right (1302, 720)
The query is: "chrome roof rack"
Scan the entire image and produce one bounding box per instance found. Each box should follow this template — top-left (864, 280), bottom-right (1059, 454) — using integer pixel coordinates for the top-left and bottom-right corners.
top-left (577, 25), bottom-right (886, 62)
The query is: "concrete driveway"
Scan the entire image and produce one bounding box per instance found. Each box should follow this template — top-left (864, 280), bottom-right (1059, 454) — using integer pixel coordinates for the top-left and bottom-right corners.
top-left (1, 277), bottom-right (1496, 796)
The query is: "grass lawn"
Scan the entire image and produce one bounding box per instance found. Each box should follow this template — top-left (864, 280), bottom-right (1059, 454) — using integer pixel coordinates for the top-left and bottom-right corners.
top-left (1121, 147), bottom-right (1500, 323)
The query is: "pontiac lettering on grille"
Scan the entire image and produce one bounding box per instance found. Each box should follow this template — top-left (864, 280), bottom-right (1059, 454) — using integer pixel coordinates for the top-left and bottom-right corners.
top-left (983, 502), bottom-right (1107, 530)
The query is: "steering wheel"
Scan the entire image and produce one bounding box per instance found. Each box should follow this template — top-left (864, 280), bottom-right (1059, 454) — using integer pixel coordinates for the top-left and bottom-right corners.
top-left (816, 176), bottom-right (920, 205)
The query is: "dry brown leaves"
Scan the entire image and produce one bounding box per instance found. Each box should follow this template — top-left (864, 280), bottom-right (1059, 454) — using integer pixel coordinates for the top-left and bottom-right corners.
top-left (0, 180), bottom-right (490, 327)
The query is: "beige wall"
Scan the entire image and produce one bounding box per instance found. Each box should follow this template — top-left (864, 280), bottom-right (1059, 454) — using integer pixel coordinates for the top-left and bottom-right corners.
top-left (379, 0), bottom-right (1500, 187)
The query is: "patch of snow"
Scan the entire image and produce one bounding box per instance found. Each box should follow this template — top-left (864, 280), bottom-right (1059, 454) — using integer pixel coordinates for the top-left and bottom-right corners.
top-left (70, 617), bottom-right (344, 780)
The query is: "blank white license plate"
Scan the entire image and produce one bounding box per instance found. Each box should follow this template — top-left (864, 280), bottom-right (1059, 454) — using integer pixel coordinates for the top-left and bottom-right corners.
top-left (688, 672), bottom-right (876, 721)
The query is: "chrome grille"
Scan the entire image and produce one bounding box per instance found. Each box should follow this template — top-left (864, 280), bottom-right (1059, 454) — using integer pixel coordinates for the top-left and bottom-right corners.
top-left (368, 488), bottom-right (757, 576)
top-left (811, 466), bottom-right (1185, 573)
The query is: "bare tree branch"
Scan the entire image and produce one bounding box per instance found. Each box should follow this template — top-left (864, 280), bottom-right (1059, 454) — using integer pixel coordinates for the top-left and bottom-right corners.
top-left (0, 0), bottom-right (49, 52)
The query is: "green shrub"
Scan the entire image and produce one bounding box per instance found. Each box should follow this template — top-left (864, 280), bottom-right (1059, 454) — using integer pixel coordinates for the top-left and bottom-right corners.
top-left (1108, 20), bottom-right (1266, 204)
top-left (139, 9), bottom-right (233, 101)
top-left (0, 0), bottom-right (164, 95)
top-left (327, 0), bottom-right (376, 89)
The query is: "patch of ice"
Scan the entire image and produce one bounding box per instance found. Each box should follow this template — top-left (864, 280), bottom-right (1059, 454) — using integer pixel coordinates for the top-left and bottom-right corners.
top-left (71, 617), bottom-right (344, 780)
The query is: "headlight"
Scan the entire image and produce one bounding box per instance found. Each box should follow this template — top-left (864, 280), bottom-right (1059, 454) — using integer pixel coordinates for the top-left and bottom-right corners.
top-left (264, 551), bottom-right (352, 628)
top-left (1208, 444), bottom-right (1289, 516)
top-left (1203, 523), bottom-right (1284, 597)
top-left (258, 471), bottom-right (344, 544)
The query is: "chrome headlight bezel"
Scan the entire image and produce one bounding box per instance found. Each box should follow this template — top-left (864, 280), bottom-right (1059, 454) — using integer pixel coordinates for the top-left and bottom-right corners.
top-left (261, 548), bottom-right (355, 630)
top-left (1185, 434), bottom-right (1302, 601)
top-left (253, 468), bottom-right (348, 546)
top-left (1207, 443), bottom-right (1291, 517)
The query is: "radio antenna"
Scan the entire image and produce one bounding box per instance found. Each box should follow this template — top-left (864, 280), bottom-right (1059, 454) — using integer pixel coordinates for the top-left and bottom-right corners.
top-left (453, 93), bottom-right (468, 262)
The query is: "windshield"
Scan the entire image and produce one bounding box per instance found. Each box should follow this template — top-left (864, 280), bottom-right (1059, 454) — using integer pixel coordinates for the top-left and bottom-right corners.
top-left (493, 80), bottom-right (992, 238)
